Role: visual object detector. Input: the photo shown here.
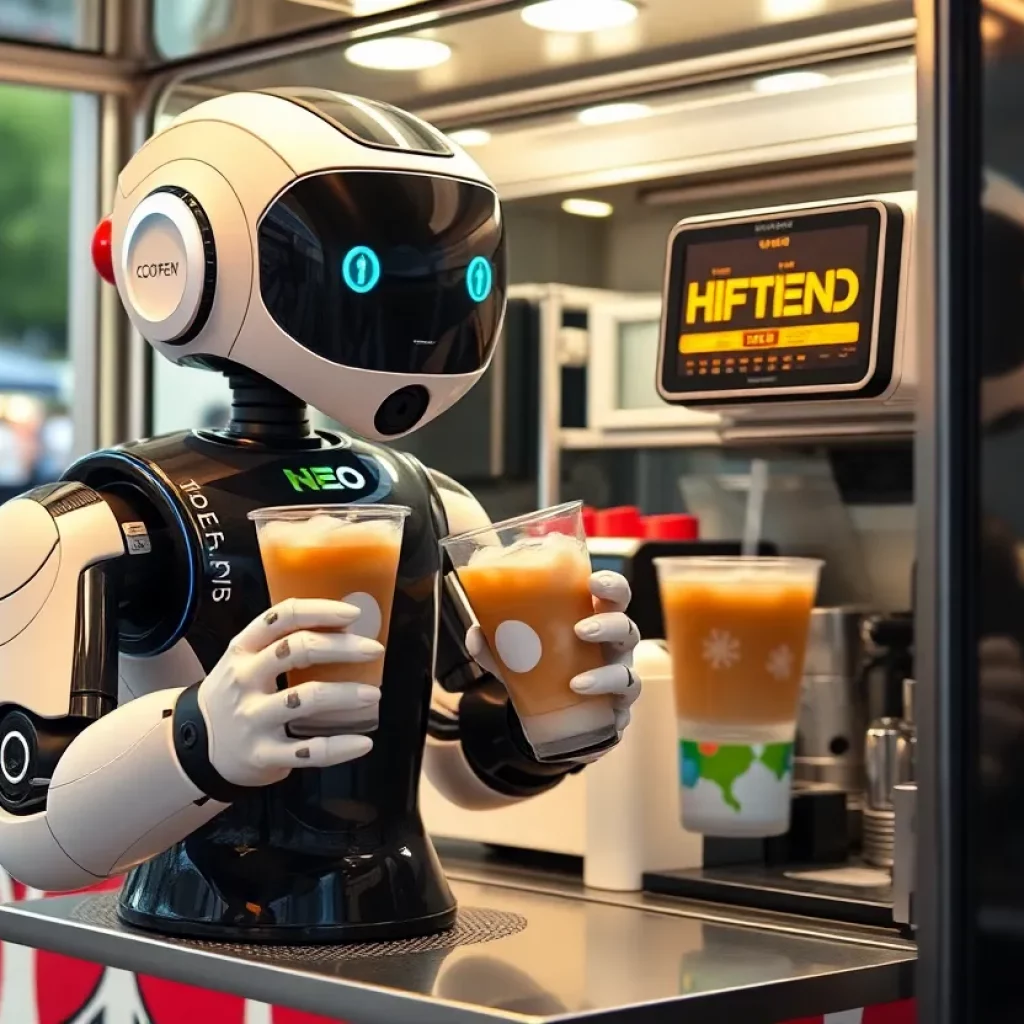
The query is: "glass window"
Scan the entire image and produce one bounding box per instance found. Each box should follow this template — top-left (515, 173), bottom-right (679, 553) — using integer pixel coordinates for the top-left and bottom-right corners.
top-left (0, 0), bottom-right (101, 49)
top-left (152, 0), bottom-right (422, 60)
top-left (153, 360), bottom-right (230, 435)
top-left (0, 84), bottom-right (77, 501)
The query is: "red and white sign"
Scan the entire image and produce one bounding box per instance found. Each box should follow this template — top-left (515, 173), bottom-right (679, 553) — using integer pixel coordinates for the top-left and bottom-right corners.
top-left (0, 870), bottom-right (914, 1024)
top-left (785, 1003), bottom-right (917, 1024)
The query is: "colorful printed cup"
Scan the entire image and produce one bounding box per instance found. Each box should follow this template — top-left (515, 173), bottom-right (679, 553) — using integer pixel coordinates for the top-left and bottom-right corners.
top-left (655, 556), bottom-right (822, 837)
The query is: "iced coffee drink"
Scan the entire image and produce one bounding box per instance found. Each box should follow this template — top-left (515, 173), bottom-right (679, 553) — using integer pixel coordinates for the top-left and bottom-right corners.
top-left (248, 504), bottom-right (409, 735)
top-left (443, 502), bottom-right (616, 760)
top-left (655, 556), bottom-right (821, 837)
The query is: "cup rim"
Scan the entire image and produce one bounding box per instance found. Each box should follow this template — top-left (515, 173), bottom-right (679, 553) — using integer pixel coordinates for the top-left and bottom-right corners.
top-left (247, 503), bottom-right (411, 523)
top-left (653, 555), bottom-right (823, 571)
top-left (440, 499), bottom-right (582, 547)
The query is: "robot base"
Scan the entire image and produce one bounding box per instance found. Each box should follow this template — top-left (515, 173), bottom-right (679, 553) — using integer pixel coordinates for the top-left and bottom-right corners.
top-left (117, 903), bottom-right (458, 945)
top-left (115, 822), bottom-right (458, 944)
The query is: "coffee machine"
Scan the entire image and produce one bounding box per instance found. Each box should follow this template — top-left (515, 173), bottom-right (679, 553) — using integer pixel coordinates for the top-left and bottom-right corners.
top-left (635, 191), bottom-right (919, 927)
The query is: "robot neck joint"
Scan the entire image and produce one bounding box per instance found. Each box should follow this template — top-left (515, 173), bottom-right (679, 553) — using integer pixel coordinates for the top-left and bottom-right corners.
top-left (224, 370), bottom-right (318, 448)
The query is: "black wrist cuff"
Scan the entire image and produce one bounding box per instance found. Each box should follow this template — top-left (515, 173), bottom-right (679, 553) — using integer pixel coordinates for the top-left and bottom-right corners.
top-left (172, 683), bottom-right (259, 805)
top-left (458, 678), bottom-right (578, 799)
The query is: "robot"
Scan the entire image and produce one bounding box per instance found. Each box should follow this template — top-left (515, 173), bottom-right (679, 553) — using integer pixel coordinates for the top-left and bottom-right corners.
top-left (0, 89), bottom-right (641, 942)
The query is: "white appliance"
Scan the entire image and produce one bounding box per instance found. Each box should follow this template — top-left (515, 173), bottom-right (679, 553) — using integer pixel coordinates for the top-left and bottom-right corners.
top-left (420, 639), bottom-right (702, 891)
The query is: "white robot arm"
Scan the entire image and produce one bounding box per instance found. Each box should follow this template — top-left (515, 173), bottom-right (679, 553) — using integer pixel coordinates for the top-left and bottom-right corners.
top-left (0, 483), bottom-right (379, 891)
top-left (423, 470), bottom-right (642, 810)
top-left (0, 481), bottom-right (217, 890)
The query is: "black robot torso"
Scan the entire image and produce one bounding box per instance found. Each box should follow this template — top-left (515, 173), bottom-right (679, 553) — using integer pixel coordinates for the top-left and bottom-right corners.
top-left (66, 428), bottom-right (456, 942)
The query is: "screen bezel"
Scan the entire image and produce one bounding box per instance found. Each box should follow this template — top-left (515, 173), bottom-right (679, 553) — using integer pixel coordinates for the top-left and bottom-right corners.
top-left (657, 200), bottom-right (905, 405)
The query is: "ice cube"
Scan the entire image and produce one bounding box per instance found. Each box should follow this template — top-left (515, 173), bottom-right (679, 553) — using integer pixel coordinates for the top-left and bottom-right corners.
top-left (465, 530), bottom-right (585, 572)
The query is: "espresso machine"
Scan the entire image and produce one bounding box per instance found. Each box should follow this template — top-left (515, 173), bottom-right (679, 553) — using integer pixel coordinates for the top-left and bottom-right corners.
top-left (635, 191), bottom-right (919, 928)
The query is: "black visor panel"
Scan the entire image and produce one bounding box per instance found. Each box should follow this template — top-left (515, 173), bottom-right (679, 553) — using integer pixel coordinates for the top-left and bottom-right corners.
top-left (258, 172), bottom-right (506, 376)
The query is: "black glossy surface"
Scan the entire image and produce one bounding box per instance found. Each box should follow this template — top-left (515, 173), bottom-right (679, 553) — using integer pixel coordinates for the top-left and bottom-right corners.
top-left (0, 873), bottom-right (916, 1024)
top-left (917, 5), bottom-right (1024, 1022)
top-left (645, 863), bottom-right (894, 928)
top-left (975, 15), bottom-right (1024, 1020)
top-left (660, 203), bottom-right (904, 403)
top-left (263, 89), bottom-right (454, 157)
top-left (257, 171), bottom-right (506, 376)
top-left (70, 430), bottom-right (456, 942)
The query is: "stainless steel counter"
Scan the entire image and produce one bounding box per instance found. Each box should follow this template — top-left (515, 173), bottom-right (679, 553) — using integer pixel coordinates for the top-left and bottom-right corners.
top-left (0, 858), bottom-right (915, 1024)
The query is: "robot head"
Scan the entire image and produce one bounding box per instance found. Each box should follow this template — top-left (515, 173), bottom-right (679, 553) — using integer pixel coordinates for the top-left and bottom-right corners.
top-left (93, 89), bottom-right (507, 440)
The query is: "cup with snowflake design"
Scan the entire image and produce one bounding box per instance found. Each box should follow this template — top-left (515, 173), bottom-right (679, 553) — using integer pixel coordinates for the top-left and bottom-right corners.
top-left (655, 556), bottom-right (822, 837)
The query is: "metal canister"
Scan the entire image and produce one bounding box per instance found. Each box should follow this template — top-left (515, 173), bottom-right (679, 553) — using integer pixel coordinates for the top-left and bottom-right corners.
top-left (795, 608), bottom-right (870, 795)
top-left (863, 715), bottom-right (914, 867)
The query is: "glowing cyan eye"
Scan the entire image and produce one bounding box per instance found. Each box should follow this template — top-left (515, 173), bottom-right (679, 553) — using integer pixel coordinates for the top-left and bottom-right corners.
top-left (466, 256), bottom-right (493, 303)
top-left (342, 246), bottom-right (381, 294)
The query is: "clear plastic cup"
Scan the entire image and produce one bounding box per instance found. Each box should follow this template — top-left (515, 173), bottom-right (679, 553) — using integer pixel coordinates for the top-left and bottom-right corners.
top-left (654, 556), bottom-right (822, 837)
top-left (442, 501), bottom-right (617, 761)
top-left (248, 504), bottom-right (410, 736)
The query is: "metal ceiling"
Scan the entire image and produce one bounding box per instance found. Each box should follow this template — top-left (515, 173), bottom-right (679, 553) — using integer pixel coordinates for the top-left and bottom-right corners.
top-left (179, 0), bottom-right (913, 116)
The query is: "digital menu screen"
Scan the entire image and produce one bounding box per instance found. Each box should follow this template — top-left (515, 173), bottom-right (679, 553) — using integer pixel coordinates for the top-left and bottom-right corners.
top-left (660, 205), bottom-right (899, 400)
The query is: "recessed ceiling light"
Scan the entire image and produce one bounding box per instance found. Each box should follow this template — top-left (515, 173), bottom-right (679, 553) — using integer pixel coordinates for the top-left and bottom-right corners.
top-left (522, 0), bottom-right (638, 33)
top-left (982, 13), bottom-right (1006, 42)
top-left (349, 0), bottom-right (409, 13)
top-left (577, 101), bottom-right (651, 126)
top-left (344, 36), bottom-right (451, 70)
top-left (752, 70), bottom-right (829, 94)
top-left (762, 0), bottom-right (826, 19)
top-left (448, 128), bottom-right (492, 147)
top-left (562, 198), bottom-right (614, 218)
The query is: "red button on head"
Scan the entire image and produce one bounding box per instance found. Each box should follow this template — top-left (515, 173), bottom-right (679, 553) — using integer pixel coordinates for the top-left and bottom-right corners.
top-left (91, 216), bottom-right (115, 285)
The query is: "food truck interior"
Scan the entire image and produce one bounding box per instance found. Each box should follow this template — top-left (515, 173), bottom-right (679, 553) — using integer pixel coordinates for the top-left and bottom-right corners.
top-left (0, 0), bottom-right (1018, 1021)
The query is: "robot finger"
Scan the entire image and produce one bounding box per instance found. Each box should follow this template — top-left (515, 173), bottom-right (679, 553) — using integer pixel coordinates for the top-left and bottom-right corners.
top-left (254, 734), bottom-right (374, 770)
top-left (250, 681), bottom-right (381, 729)
top-left (613, 707), bottom-right (632, 733)
top-left (574, 612), bottom-right (640, 652)
top-left (588, 570), bottom-right (632, 613)
top-left (466, 624), bottom-right (502, 679)
top-left (234, 598), bottom-right (363, 653)
top-left (249, 630), bottom-right (383, 687)
top-left (569, 662), bottom-right (641, 699)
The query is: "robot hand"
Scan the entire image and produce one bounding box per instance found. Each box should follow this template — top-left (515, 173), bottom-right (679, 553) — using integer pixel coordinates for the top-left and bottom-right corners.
top-left (198, 598), bottom-right (382, 788)
top-left (465, 570), bottom-right (642, 746)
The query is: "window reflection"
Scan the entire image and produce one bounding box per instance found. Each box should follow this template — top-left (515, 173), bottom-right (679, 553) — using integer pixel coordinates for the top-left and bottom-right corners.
top-left (152, 0), bottom-right (422, 60)
top-left (0, 0), bottom-right (100, 50)
top-left (0, 83), bottom-right (74, 499)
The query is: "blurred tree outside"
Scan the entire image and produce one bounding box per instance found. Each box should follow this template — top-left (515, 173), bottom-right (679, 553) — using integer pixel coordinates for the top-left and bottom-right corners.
top-left (0, 84), bottom-right (70, 357)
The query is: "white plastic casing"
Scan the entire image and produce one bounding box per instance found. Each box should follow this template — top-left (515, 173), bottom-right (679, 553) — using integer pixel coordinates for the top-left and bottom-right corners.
top-left (0, 497), bottom-right (124, 719)
top-left (109, 92), bottom-right (500, 442)
top-left (658, 191), bottom-right (917, 425)
top-left (120, 191), bottom-right (207, 343)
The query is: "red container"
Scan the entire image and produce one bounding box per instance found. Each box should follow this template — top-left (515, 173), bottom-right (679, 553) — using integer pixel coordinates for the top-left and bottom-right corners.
top-left (581, 506), bottom-right (598, 537)
top-left (593, 506), bottom-right (645, 538)
top-left (644, 513), bottom-right (699, 541)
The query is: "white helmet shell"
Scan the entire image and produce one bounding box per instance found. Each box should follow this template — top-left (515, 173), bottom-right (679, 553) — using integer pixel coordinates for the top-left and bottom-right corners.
top-left (107, 89), bottom-right (507, 441)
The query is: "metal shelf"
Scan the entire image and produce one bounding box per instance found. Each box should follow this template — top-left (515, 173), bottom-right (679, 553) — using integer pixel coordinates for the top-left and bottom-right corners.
top-left (0, 870), bottom-right (914, 1024)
